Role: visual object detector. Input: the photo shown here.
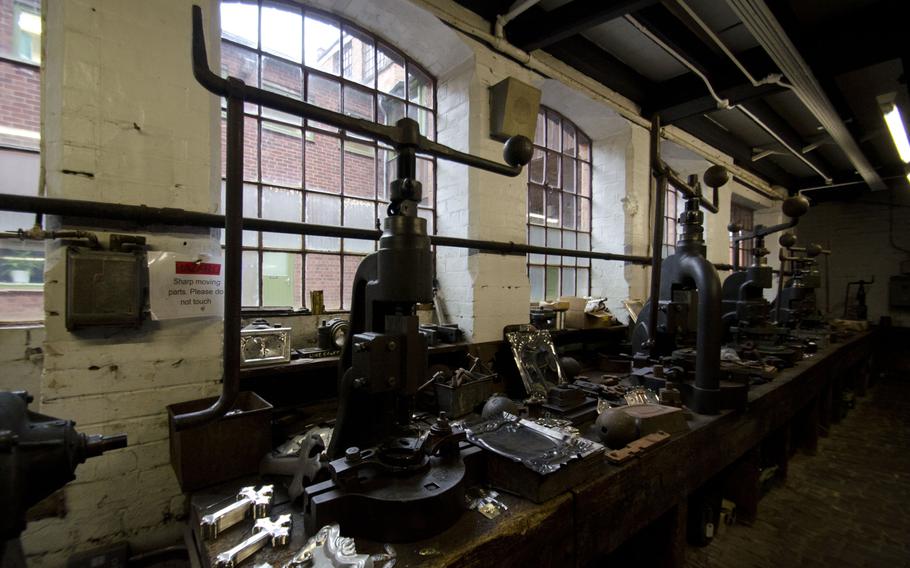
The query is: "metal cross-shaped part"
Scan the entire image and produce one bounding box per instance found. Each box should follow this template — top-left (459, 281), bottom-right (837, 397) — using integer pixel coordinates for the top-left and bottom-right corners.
top-left (201, 485), bottom-right (274, 540)
top-left (214, 514), bottom-right (292, 568)
top-left (283, 524), bottom-right (374, 568)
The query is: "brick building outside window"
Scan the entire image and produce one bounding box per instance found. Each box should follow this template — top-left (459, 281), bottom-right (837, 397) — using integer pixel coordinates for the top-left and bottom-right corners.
top-left (220, 1), bottom-right (436, 311)
top-left (0, 0), bottom-right (43, 324)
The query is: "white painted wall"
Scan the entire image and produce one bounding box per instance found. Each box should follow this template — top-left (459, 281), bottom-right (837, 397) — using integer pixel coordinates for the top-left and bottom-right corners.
top-left (21, 1), bottom-right (222, 565)
top-left (799, 189), bottom-right (910, 325)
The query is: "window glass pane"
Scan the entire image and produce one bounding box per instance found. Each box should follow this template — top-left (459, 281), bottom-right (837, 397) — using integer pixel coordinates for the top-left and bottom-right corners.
top-left (262, 252), bottom-right (302, 308)
top-left (377, 147), bottom-right (395, 202)
top-left (221, 43), bottom-right (259, 114)
top-left (562, 232), bottom-right (576, 266)
top-left (407, 105), bottom-right (435, 140)
top-left (545, 186), bottom-right (560, 227)
top-left (0, 241), bottom-right (43, 323)
top-left (343, 84), bottom-right (374, 122)
top-left (304, 13), bottom-right (341, 74)
top-left (305, 193), bottom-right (341, 251)
top-left (221, 1), bottom-right (258, 48)
top-left (529, 226), bottom-right (545, 264)
top-left (242, 251), bottom-right (260, 306)
top-left (416, 158), bottom-right (435, 206)
top-left (530, 266), bottom-right (544, 303)
top-left (306, 254), bottom-right (341, 309)
top-left (578, 133), bottom-right (591, 161)
top-left (378, 94), bottom-right (406, 126)
top-left (561, 194), bottom-right (576, 229)
top-left (262, 2), bottom-right (302, 62)
top-left (577, 268), bottom-right (590, 297)
top-left (407, 66), bottom-right (433, 107)
top-left (528, 184), bottom-right (544, 226)
top-left (545, 151), bottom-right (559, 187)
top-left (418, 208), bottom-right (434, 235)
top-left (376, 43), bottom-right (405, 97)
top-left (262, 56), bottom-right (302, 124)
top-left (343, 198), bottom-right (375, 253)
top-left (578, 198), bottom-right (590, 232)
top-left (577, 234), bottom-right (590, 267)
top-left (261, 124), bottom-right (302, 188)
top-left (261, 187), bottom-right (302, 248)
top-left (529, 148), bottom-right (544, 184)
top-left (342, 254), bottom-right (364, 310)
top-left (343, 140), bottom-right (376, 198)
top-left (305, 132), bottom-right (341, 193)
top-left (562, 123), bottom-right (576, 157)
top-left (579, 162), bottom-right (590, 197)
top-left (219, 182), bottom-right (259, 247)
top-left (546, 228), bottom-right (561, 264)
top-left (306, 73), bottom-right (341, 132)
top-left (342, 27), bottom-right (374, 87)
top-left (562, 155), bottom-right (576, 193)
top-left (563, 267), bottom-right (576, 296)
top-left (545, 266), bottom-right (559, 301)
top-left (534, 111), bottom-right (545, 146)
top-left (546, 111), bottom-right (560, 151)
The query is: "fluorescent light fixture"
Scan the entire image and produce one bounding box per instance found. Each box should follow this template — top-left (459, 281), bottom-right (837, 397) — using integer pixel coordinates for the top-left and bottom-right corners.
top-left (883, 103), bottom-right (910, 163)
top-left (17, 12), bottom-right (41, 36)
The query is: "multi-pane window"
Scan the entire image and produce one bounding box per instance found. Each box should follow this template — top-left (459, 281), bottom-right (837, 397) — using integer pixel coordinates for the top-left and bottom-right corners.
top-left (730, 201), bottom-right (754, 266)
top-left (219, 1), bottom-right (436, 311)
top-left (0, 0), bottom-right (43, 324)
top-left (527, 108), bottom-right (592, 301)
top-left (663, 185), bottom-right (680, 258)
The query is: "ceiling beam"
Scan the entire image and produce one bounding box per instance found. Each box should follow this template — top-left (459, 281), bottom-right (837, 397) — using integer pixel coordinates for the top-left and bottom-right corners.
top-left (545, 35), bottom-right (654, 103)
top-left (506, 0), bottom-right (659, 52)
top-left (676, 115), bottom-right (796, 188)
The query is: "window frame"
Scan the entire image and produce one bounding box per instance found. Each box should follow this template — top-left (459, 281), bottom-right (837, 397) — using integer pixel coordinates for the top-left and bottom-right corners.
top-left (663, 184), bottom-right (680, 258)
top-left (526, 107), bottom-right (593, 302)
top-left (729, 201), bottom-right (755, 267)
top-left (219, 0), bottom-right (437, 313)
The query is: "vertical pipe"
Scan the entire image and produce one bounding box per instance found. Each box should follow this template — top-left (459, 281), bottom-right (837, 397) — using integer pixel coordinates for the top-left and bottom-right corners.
top-left (174, 91), bottom-right (244, 429)
top-left (647, 117), bottom-right (666, 358)
top-left (775, 251), bottom-right (786, 323)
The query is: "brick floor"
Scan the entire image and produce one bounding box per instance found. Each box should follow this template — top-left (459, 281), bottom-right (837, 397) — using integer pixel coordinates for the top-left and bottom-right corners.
top-left (685, 376), bottom-right (910, 567)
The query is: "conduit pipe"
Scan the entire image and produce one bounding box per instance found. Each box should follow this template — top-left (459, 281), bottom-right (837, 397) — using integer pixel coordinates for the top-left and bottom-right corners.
top-left (724, 0), bottom-right (886, 190)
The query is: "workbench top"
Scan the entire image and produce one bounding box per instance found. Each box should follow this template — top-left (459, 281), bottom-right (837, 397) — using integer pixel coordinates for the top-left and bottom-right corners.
top-left (189, 330), bottom-right (874, 567)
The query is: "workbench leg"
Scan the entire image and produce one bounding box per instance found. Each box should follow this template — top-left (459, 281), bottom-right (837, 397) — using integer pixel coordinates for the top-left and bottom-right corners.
top-left (723, 447), bottom-right (760, 526)
top-left (819, 383), bottom-right (832, 436)
top-left (591, 501), bottom-right (688, 567)
top-left (793, 397), bottom-right (819, 455)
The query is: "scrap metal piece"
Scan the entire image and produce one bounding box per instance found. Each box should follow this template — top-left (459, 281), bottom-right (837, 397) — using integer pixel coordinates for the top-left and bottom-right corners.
top-left (605, 431), bottom-right (671, 465)
top-left (465, 413), bottom-right (602, 475)
top-left (623, 387), bottom-right (659, 407)
top-left (214, 514), bottom-right (292, 568)
top-left (200, 485), bottom-right (274, 540)
top-left (284, 524), bottom-right (374, 568)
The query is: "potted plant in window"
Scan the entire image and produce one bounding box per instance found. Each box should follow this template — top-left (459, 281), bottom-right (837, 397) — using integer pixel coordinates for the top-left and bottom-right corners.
top-left (2, 251), bottom-right (36, 284)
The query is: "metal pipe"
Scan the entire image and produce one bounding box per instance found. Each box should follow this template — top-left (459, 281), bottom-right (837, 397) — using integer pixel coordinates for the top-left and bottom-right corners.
top-left (0, 192), bottom-right (653, 265)
top-left (647, 117), bottom-right (666, 358)
top-left (173, 93), bottom-right (244, 431)
top-left (494, 0), bottom-right (542, 38)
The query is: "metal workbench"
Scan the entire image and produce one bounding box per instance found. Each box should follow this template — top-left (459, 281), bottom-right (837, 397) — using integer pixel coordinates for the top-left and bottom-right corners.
top-left (187, 330), bottom-right (875, 567)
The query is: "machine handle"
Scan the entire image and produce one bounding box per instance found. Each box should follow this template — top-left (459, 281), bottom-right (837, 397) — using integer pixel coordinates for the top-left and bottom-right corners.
top-left (191, 5), bottom-right (532, 176)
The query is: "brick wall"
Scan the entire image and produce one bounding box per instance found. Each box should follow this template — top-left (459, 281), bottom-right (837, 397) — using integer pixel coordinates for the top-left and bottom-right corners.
top-left (0, 60), bottom-right (40, 148)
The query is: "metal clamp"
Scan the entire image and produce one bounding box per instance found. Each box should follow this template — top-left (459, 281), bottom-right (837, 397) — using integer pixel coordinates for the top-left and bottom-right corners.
top-left (213, 514), bottom-right (292, 568)
top-left (201, 485), bottom-right (274, 540)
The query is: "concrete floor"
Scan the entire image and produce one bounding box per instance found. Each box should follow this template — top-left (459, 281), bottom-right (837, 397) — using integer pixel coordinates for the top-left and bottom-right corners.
top-left (685, 376), bottom-right (910, 567)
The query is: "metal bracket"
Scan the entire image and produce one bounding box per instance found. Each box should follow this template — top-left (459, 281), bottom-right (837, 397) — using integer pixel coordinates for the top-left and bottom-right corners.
top-left (200, 485), bottom-right (274, 540)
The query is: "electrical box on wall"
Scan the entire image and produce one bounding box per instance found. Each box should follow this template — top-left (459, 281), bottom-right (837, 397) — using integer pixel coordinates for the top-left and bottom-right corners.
top-left (66, 247), bottom-right (147, 330)
top-left (489, 77), bottom-right (541, 142)
top-left (889, 275), bottom-right (910, 309)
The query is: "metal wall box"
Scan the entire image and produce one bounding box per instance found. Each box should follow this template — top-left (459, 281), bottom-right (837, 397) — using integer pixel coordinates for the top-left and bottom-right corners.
top-left (489, 77), bottom-right (541, 142)
top-left (66, 248), bottom-right (145, 331)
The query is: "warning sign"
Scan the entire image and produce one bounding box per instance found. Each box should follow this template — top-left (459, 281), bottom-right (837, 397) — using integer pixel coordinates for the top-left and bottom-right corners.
top-left (148, 252), bottom-right (225, 320)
